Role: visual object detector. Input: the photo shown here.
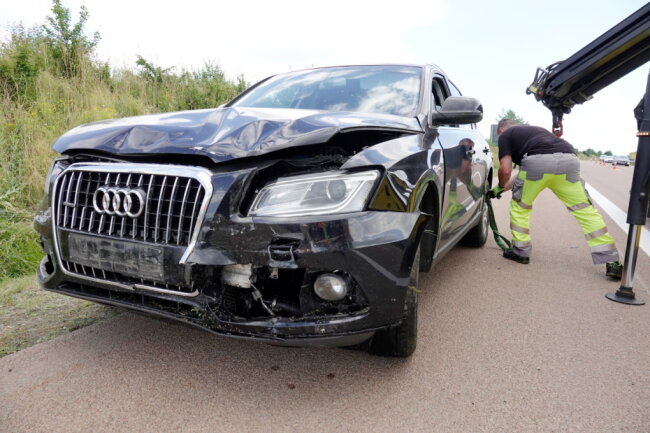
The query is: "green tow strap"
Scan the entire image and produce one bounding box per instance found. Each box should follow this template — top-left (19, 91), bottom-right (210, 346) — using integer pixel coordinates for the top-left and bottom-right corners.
top-left (486, 196), bottom-right (512, 251)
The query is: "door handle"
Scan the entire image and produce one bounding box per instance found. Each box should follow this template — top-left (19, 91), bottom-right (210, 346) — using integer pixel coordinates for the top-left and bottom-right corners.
top-left (482, 147), bottom-right (490, 154)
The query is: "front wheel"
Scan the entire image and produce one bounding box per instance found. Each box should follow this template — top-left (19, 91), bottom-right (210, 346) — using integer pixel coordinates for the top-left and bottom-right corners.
top-left (370, 247), bottom-right (419, 357)
top-left (461, 196), bottom-right (489, 247)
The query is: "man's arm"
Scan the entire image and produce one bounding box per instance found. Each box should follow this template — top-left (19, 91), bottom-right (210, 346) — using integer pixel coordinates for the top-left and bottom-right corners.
top-left (497, 155), bottom-right (517, 190)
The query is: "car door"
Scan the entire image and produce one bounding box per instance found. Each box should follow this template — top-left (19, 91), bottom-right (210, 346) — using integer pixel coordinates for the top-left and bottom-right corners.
top-left (432, 75), bottom-right (486, 244)
top-left (447, 79), bottom-right (490, 212)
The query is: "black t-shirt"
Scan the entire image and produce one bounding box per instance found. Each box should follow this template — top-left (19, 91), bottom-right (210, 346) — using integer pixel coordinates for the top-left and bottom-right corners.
top-left (498, 125), bottom-right (576, 165)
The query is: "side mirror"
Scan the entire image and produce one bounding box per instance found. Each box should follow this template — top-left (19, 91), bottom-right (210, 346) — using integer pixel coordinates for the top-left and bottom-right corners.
top-left (431, 96), bottom-right (483, 126)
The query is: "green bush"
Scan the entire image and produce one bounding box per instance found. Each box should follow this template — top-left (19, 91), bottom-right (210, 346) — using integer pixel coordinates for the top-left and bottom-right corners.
top-left (0, 201), bottom-right (42, 282)
top-left (0, 1), bottom-right (248, 280)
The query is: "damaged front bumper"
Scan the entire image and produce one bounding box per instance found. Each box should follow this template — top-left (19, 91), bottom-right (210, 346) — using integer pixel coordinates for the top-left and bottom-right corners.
top-left (35, 162), bottom-right (425, 347)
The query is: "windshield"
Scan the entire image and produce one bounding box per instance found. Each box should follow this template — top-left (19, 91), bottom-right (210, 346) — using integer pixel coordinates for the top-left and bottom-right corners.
top-left (231, 66), bottom-right (422, 117)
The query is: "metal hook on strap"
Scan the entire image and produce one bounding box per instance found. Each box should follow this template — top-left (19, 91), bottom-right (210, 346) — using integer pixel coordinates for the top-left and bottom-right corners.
top-left (552, 112), bottom-right (564, 137)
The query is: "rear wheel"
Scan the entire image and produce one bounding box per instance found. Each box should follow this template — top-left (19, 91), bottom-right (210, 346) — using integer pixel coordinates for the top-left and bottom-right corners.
top-left (370, 247), bottom-right (419, 357)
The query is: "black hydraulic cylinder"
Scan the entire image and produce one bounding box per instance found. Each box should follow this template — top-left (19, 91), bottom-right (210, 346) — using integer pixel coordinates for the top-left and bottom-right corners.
top-left (627, 70), bottom-right (650, 225)
top-left (606, 69), bottom-right (649, 306)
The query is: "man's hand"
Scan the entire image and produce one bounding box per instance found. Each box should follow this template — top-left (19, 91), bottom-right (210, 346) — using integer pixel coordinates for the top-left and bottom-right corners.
top-left (487, 185), bottom-right (505, 199)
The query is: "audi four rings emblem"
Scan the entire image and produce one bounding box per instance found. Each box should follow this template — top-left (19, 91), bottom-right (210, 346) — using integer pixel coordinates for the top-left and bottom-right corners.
top-left (93, 186), bottom-right (146, 218)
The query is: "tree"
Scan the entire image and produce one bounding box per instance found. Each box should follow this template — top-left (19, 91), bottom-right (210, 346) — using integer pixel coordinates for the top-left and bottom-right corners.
top-left (0, 25), bottom-right (44, 102)
top-left (582, 148), bottom-right (601, 157)
top-left (603, 150), bottom-right (613, 156)
top-left (135, 55), bottom-right (174, 84)
top-left (496, 109), bottom-right (527, 124)
top-left (42, 0), bottom-right (100, 78)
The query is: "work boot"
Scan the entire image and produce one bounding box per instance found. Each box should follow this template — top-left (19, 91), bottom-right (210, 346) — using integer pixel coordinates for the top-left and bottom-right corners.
top-left (606, 261), bottom-right (623, 280)
top-left (503, 248), bottom-right (530, 264)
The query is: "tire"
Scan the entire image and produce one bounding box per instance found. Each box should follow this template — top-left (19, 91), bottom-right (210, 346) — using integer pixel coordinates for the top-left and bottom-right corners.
top-left (461, 197), bottom-right (488, 247)
top-left (370, 247), bottom-right (419, 357)
top-left (419, 216), bottom-right (436, 272)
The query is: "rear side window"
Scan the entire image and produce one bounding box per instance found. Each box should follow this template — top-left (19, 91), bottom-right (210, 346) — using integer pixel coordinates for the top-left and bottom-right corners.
top-left (447, 80), bottom-right (474, 129)
top-left (448, 81), bottom-right (462, 97)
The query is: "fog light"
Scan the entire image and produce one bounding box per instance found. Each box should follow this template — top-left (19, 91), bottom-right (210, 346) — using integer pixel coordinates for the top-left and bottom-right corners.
top-left (313, 274), bottom-right (348, 301)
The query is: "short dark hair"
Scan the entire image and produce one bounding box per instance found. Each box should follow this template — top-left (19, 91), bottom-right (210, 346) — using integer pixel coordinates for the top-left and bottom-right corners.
top-left (497, 119), bottom-right (518, 131)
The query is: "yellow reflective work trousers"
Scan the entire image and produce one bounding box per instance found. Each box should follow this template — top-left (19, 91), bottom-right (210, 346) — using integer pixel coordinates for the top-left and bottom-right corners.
top-left (509, 153), bottom-right (619, 264)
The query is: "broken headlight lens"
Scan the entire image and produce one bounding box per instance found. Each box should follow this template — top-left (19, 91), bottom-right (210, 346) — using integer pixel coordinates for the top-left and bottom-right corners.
top-left (44, 158), bottom-right (68, 195)
top-left (249, 170), bottom-right (379, 217)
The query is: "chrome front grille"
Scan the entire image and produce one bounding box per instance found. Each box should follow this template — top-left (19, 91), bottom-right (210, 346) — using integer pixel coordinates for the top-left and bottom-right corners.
top-left (52, 163), bottom-right (213, 297)
top-left (54, 168), bottom-right (206, 246)
top-left (62, 260), bottom-right (196, 295)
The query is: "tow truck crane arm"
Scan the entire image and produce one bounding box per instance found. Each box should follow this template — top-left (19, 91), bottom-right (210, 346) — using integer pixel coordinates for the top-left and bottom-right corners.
top-left (525, 3), bottom-right (650, 305)
top-left (526, 3), bottom-right (650, 136)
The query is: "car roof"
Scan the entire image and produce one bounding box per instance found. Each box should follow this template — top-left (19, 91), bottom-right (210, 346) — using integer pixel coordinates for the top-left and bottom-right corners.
top-left (266, 63), bottom-right (443, 76)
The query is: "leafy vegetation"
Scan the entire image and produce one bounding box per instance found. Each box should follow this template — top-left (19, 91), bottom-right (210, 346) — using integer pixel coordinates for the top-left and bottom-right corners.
top-left (0, 1), bottom-right (247, 283)
top-left (42, 0), bottom-right (100, 78)
top-left (496, 108), bottom-right (528, 125)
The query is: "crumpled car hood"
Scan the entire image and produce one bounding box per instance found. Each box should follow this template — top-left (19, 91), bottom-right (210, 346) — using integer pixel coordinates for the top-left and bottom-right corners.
top-left (53, 107), bottom-right (422, 163)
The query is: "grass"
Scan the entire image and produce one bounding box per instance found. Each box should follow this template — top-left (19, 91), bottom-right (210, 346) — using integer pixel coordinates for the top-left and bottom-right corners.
top-left (0, 7), bottom-right (250, 357)
top-left (0, 274), bottom-right (119, 357)
top-left (0, 40), bottom-right (247, 284)
top-left (0, 205), bottom-right (43, 281)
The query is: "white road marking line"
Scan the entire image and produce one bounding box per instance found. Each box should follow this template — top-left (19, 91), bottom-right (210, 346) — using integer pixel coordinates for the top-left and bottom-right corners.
top-left (584, 183), bottom-right (650, 256)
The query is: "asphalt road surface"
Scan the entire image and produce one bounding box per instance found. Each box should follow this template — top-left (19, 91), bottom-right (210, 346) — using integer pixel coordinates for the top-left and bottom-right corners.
top-left (2, 161), bottom-right (649, 433)
top-left (582, 160), bottom-right (650, 224)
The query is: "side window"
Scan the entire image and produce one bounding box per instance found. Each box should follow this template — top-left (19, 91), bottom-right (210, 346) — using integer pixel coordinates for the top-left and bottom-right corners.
top-left (447, 79), bottom-right (474, 129)
top-left (431, 77), bottom-right (449, 112)
top-left (448, 81), bottom-right (462, 97)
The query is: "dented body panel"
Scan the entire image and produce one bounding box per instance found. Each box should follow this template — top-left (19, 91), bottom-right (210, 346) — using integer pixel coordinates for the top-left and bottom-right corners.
top-left (35, 64), bottom-right (491, 347)
top-left (53, 107), bottom-right (421, 163)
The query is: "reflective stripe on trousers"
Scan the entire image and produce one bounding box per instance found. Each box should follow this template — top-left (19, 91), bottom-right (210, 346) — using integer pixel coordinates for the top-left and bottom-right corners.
top-left (509, 153), bottom-right (619, 264)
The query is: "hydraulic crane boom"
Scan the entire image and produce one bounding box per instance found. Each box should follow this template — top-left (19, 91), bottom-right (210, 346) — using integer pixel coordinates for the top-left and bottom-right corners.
top-left (527, 3), bottom-right (650, 136)
top-left (527, 4), bottom-right (650, 305)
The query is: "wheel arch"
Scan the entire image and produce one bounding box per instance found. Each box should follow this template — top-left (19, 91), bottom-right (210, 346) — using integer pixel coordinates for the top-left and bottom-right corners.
top-left (416, 179), bottom-right (441, 272)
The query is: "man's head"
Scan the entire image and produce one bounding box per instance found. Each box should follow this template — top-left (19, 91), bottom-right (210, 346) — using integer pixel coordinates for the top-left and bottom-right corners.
top-left (497, 119), bottom-right (518, 135)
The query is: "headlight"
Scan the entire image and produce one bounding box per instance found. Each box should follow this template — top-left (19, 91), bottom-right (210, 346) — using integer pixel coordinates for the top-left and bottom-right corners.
top-left (249, 170), bottom-right (379, 217)
top-left (44, 158), bottom-right (68, 195)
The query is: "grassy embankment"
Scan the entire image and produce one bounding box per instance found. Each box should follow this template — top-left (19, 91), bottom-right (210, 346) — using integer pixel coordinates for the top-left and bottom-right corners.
top-left (0, 5), bottom-right (246, 356)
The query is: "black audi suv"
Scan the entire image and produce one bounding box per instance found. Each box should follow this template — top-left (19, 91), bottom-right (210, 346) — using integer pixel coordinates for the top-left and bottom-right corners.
top-left (35, 64), bottom-right (492, 357)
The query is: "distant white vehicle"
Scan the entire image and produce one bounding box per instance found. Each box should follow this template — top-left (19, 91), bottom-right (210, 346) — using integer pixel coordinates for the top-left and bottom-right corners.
top-left (614, 155), bottom-right (630, 166)
top-left (601, 155), bottom-right (615, 163)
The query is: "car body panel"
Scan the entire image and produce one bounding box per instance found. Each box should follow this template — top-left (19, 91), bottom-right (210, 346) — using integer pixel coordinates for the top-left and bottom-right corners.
top-left (53, 107), bottom-right (422, 163)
